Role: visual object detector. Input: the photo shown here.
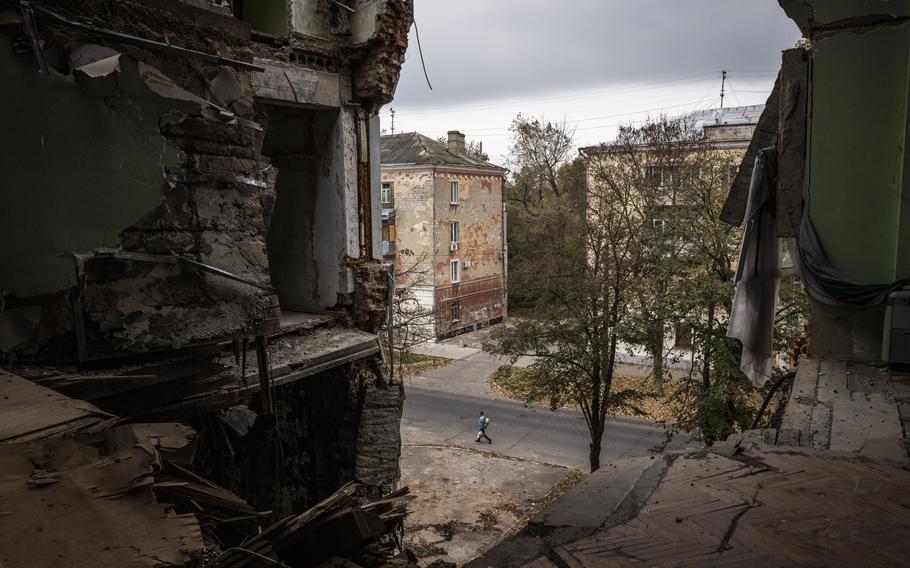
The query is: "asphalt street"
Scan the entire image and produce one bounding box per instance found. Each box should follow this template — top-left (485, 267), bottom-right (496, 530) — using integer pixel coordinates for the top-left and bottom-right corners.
top-left (402, 385), bottom-right (674, 470)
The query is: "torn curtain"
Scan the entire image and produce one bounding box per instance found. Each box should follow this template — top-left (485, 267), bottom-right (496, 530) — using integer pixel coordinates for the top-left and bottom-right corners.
top-left (728, 146), bottom-right (778, 387)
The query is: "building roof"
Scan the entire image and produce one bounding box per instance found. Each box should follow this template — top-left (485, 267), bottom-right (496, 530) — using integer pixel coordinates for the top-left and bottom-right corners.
top-left (580, 104), bottom-right (765, 154)
top-left (684, 104), bottom-right (765, 129)
top-left (380, 132), bottom-right (507, 172)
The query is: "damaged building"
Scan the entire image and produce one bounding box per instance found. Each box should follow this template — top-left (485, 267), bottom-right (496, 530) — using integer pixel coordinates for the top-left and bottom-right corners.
top-left (380, 131), bottom-right (508, 340)
top-left (0, 0), bottom-right (415, 566)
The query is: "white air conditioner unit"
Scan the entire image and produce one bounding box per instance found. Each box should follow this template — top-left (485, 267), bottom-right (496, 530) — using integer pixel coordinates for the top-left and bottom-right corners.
top-left (450, 242), bottom-right (458, 252)
top-left (462, 260), bottom-right (471, 269)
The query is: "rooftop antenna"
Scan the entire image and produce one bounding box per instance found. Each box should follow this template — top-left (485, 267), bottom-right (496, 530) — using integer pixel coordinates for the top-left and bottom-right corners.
top-left (719, 70), bottom-right (727, 112)
top-left (390, 108), bottom-right (396, 134)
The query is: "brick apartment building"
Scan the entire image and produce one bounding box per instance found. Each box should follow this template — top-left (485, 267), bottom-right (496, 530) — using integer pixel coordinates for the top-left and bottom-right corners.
top-left (380, 131), bottom-right (508, 339)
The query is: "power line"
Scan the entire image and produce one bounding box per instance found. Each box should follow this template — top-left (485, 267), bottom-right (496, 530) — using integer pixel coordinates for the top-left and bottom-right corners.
top-left (412, 17), bottom-right (432, 90)
top-left (395, 72), bottom-right (722, 116)
top-left (394, 70), bottom-right (778, 117)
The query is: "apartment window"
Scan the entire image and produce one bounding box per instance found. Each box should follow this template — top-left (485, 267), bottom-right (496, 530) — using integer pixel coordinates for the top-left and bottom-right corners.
top-left (644, 165), bottom-right (677, 189)
top-left (380, 182), bottom-right (392, 204)
top-left (450, 181), bottom-right (459, 205)
top-left (451, 300), bottom-right (460, 321)
top-left (652, 218), bottom-right (667, 230)
top-left (450, 259), bottom-right (460, 283)
top-left (450, 221), bottom-right (459, 245)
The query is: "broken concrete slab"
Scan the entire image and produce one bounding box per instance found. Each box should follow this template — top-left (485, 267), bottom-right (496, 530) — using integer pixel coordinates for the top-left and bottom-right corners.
top-left (0, 371), bottom-right (117, 443)
top-left (554, 447), bottom-right (910, 567)
top-left (830, 391), bottom-right (905, 460)
top-left (530, 456), bottom-right (657, 531)
top-left (0, 425), bottom-right (204, 568)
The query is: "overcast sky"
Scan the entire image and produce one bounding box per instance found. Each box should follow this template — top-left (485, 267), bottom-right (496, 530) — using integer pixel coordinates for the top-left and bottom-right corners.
top-left (379, 0), bottom-right (802, 164)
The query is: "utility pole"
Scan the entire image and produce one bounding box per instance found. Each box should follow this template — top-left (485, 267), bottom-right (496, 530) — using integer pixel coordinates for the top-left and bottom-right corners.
top-left (719, 70), bottom-right (727, 110)
top-left (390, 108), bottom-right (396, 134)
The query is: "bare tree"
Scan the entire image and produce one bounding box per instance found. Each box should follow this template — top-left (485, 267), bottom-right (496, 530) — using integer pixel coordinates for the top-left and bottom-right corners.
top-left (485, 117), bottom-right (650, 472)
top-left (380, 249), bottom-right (436, 379)
top-left (508, 115), bottom-right (575, 202)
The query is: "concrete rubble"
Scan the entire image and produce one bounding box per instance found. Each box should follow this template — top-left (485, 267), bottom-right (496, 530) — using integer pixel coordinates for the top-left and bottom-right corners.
top-left (0, 0), bottom-right (417, 566)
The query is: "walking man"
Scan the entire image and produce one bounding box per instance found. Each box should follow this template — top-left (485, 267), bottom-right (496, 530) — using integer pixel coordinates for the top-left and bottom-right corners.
top-left (476, 411), bottom-right (492, 444)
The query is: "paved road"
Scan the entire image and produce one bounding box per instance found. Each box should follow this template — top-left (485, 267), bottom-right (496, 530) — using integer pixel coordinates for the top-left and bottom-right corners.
top-left (402, 386), bottom-right (674, 470)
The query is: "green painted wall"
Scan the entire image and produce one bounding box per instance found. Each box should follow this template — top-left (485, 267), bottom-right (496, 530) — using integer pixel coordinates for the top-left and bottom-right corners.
top-left (807, 25), bottom-right (908, 284)
top-left (790, 0), bottom-right (910, 358)
top-left (0, 37), bottom-right (175, 296)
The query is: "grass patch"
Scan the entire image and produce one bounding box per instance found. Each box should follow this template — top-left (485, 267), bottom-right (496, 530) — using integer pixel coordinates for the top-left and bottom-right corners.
top-left (488, 365), bottom-right (764, 425)
top-left (390, 353), bottom-right (452, 377)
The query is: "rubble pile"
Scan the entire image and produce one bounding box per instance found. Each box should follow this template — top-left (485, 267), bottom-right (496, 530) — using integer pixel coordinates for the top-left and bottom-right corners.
top-left (0, 371), bottom-right (414, 568)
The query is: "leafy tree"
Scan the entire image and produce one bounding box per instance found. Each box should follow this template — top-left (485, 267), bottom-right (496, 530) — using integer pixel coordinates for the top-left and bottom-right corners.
top-left (485, 117), bottom-right (653, 472)
top-left (492, 114), bottom-right (810, 461)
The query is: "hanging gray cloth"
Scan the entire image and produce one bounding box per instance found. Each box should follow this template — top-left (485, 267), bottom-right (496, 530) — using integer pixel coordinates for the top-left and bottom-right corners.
top-left (728, 146), bottom-right (778, 388)
top-left (797, 215), bottom-right (909, 309)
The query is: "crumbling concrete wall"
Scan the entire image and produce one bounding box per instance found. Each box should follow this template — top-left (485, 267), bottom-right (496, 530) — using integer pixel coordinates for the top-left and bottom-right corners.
top-left (82, 114), bottom-right (273, 352)
top-left (351, 261), bottom-right (392, 334)
top-left (349, 0), bottom-right (413, 110)
top-left (0, 0), bottom-right (276, 358)
top-left (1, 0), bottom-right (413, 359)
top-left (195, 358), bottom-right (403, 517)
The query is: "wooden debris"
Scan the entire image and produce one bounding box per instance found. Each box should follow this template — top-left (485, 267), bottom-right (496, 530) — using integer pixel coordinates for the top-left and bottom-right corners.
top-left (0, 425), bottom-right (205, 568)
top-left (213, 483), bottom-right (413, 568)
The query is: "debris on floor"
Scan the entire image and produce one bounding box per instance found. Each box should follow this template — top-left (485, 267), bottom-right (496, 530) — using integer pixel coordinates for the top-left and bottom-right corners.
top-left (0, 369), bottom-right (415, 568)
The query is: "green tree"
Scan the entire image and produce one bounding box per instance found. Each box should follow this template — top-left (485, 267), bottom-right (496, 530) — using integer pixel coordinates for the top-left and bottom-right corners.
top-left (485, 116), bottom-right (653, 472)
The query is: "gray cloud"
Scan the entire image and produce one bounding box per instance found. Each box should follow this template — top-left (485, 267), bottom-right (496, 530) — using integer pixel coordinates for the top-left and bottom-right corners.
top-left (393, 0), bottom-right (801, 108)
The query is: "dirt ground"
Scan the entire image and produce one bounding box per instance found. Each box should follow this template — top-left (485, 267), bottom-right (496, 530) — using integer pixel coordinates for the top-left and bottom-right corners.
top-left (400, 444), bottom-right (582, 566)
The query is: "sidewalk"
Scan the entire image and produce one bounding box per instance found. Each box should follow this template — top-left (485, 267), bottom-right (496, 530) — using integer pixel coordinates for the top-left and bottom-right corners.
top-left (470, 356), bottom-right (910, 568)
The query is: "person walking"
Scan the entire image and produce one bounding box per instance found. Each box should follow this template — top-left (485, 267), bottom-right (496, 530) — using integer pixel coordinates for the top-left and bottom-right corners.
top-left (476, 411), bottom-right (492, 444)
